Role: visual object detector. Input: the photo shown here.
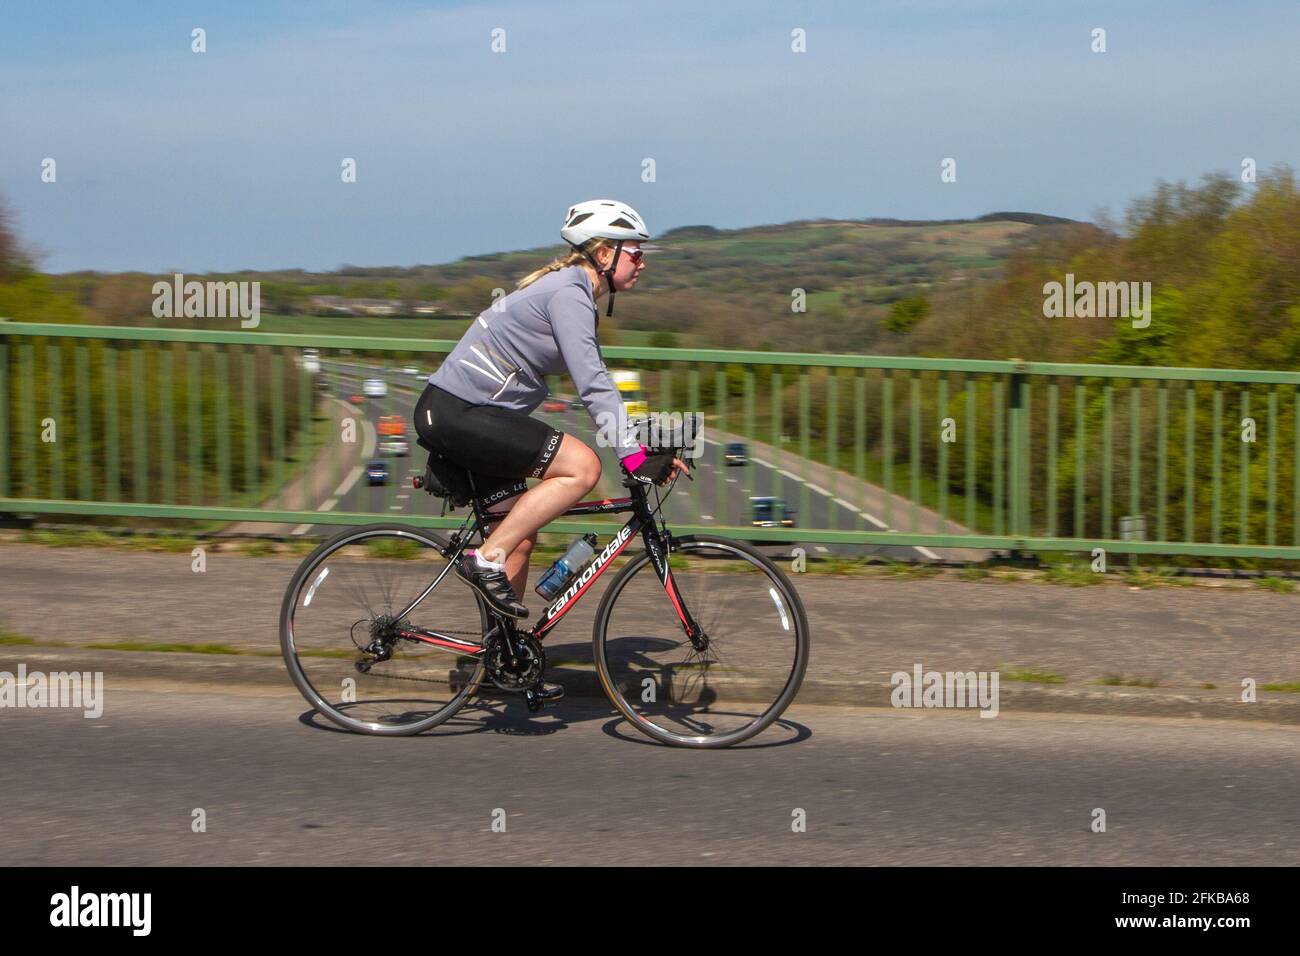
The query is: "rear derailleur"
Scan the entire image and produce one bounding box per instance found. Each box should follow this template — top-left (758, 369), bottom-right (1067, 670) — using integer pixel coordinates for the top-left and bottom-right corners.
top-left (354, 616), bottom-right (397, 674)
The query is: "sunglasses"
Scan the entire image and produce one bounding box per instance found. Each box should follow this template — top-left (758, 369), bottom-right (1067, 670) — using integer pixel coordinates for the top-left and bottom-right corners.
top-left (617, 246), bottom-right (644, 263)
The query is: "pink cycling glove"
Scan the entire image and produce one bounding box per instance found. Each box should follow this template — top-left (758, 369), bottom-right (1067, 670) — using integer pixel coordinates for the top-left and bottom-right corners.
top-left (619, 445), bottom-right (648, 473)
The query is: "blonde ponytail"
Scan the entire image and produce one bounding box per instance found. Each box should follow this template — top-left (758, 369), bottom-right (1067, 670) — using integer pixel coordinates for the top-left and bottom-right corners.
top-left (516, 239), bottom-right (613, 290)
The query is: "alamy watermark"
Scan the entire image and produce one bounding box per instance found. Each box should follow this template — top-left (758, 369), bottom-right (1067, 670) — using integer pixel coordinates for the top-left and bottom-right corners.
top-left (891, 663), bottom-right (999, 718)
top-left (0, 664), bottom-right (104, 718)
top-left (1043, 273), bottom-right (1150, 328)
top-left (50, 886), bottom-right (150, 935)
top-left (152, 272), bottom-right (260, 328)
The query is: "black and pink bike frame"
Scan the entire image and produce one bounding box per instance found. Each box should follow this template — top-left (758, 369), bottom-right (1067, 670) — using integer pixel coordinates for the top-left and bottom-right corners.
top-left (392, 477), bottom-right (703, 657)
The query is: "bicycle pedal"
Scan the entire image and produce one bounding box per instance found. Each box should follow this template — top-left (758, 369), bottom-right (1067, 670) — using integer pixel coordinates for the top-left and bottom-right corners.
top-left (533, 681), bottom-right (564, 702)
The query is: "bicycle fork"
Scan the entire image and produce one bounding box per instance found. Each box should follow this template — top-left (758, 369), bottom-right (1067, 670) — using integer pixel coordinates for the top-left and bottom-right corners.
top-left (645, 531), bottom-right (708, 652)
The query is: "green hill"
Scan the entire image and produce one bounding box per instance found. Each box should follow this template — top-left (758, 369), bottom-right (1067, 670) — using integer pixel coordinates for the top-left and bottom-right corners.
top-left (41, 214), bottom-right (1083, 354)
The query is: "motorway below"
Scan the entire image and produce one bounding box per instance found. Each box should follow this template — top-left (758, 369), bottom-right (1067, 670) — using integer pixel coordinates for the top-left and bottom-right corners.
top-left (4, 684), bottom-right (1297, 866)
top-left (305, 360), bottom-right (959, 561)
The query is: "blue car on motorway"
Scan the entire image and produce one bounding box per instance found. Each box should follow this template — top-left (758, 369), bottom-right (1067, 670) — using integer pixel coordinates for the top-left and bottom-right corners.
top-left (725, 442), bottom-right (748, 466)
top-left (366, 461), bottom-right (389, 486)
top-left (750, 496), bottom-right (795, 527)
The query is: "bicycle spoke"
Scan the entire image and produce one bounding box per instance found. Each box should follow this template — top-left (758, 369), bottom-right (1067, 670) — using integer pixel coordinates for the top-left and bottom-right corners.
top-left (596, 536), bottom-right (808, 747)
top-left (281, 526), bottom-right (486, 736)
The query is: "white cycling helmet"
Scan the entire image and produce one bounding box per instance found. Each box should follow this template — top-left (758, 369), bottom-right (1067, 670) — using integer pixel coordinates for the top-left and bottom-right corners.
top-left (560, 199), bottom-right (650, 317)
top-left (561, 199), bottom-right (650, 246)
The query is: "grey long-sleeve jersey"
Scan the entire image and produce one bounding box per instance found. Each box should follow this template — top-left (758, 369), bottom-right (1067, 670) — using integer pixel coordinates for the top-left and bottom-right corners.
top-left (426, 265), bottom-right (640, 457)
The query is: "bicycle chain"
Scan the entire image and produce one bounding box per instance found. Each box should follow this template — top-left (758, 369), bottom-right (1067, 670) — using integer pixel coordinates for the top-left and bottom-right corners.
top-left (405, 627), bottom-right (485, 638)
top-left (354, 670), bottom-right (467, 686)
top-left (359, 625), bottom-right (515, 690)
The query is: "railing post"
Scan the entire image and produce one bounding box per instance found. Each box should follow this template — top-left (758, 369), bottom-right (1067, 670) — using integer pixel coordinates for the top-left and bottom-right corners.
top-left (0, 333), bottom-right (8, 499)
top-left (1008, 365), bottom-right (1028, 539)
top-left (6, 323), bottom-right (1300, 562)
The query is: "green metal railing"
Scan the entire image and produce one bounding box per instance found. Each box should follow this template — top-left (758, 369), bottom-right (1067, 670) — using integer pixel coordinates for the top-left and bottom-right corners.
top-left (5, 319), bottom-right (1300, 560)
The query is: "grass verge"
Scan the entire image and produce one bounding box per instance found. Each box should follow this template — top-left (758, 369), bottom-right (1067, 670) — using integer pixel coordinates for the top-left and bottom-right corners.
top-left (1040, 562), bottom-right (1103, 586)
top-left (1254, 576), bottom-right (1297, 594)
top-left (999, 666), bottom-right (1067, 684)
top-left (0, 632), bottom-right (41, 646)
top-left (1260, 681), bottom-right (1300, 693)
top-left (83, 640), bottom-right (280, 657)
top-left (1093, 674), bottom-right (1160, 688)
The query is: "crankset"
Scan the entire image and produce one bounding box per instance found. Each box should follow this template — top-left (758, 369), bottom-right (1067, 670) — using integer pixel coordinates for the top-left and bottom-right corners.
top-left (484, 630), bottom-right (546, 693)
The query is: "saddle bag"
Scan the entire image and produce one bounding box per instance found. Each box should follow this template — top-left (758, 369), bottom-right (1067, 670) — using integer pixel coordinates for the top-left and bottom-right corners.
top-left (414, 441), bottom-right (474, 509)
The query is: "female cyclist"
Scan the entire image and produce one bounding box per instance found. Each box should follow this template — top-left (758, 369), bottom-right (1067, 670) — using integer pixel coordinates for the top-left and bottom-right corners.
top-left (413, 199), bottom-right (690, 670)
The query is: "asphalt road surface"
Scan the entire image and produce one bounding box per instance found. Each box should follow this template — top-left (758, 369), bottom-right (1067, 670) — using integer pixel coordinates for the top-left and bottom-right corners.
top-left (5, 683), bottom-right (1297, 866)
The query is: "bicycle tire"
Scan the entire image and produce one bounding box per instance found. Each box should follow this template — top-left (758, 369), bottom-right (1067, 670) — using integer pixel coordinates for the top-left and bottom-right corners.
top-left (592, 533), bottom-right (810, 748)
top-left (279, 522), bottom-right (487, 736)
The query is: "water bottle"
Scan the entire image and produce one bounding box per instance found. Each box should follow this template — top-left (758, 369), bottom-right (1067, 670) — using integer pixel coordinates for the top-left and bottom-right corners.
top-left (535, 533), bottom-right (599, 600)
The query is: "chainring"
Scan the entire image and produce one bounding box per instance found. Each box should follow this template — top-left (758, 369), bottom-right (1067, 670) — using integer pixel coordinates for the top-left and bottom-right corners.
top-left (485, 632), bottom-right (545, 691)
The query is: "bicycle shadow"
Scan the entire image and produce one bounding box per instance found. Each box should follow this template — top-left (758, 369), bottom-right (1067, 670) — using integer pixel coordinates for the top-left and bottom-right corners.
top-left (292, 636), bottom-right (809, 746)
top-left (292, 692), bottom-right (612, 739)
top-left (295, 695), bottom-right (811, 747)
top-left (594, 713), bottom-right (811, 749)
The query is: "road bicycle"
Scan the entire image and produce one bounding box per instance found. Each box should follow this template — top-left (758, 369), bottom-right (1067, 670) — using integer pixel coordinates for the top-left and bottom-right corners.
top-left (279, 436), bottom-right (810, 748)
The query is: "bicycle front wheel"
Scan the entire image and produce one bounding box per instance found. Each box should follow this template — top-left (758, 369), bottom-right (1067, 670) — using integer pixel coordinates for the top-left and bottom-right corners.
top-left (593, 534), bottom-right (810, 748)
top-left (279, 523), bottom-right (488, 736)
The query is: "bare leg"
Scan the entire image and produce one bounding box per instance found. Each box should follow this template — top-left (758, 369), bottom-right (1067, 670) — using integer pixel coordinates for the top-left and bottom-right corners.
top-left (486, 493), bottom-right (540, 597)
top-left (503, 532), bottom-right (537, 598)
top-left (479, 435), bottom-right (601, 567)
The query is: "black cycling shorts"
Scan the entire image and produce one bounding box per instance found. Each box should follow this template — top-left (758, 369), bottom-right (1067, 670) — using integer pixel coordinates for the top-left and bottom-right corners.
top-left (413, 384), bottom-right (563, 505)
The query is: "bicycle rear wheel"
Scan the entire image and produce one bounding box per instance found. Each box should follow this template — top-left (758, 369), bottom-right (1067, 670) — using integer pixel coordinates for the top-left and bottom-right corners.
top-left (279, 524), bottom-right (488, 736)
top-left (593, 534), bottom-right (809, 748)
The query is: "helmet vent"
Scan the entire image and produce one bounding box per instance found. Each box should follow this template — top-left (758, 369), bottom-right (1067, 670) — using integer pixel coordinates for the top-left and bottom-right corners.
top-left (608, 217), bottom-right (636, 229)
top-left (567, 212), bottom-right (594, 227)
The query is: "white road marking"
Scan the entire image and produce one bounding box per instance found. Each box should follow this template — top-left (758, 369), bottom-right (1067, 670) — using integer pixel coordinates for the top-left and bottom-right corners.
top-left (815, 546), bottom-right (829, 553)
top-left (334, 467), bottom-right (362, 497)
top-left (291, 524), bottom-right (313, 535)
top-left (839, 506), bottom-right (937, 556)
top-left (319, 497), bottom-right (338, 511)
top-left (670, 434), bottom-right (945, 558)
top-left (390, 505), bottom-right (404, 511)
top-left (395, 494), bottom-right (409, 500)
top-left (329, 406), bottom-right (377, 498)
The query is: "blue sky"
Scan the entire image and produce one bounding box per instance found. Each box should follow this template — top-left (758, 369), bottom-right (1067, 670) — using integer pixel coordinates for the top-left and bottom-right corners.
top-left (1, 0), bottom-right (1296, 273)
